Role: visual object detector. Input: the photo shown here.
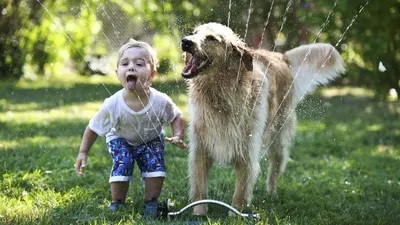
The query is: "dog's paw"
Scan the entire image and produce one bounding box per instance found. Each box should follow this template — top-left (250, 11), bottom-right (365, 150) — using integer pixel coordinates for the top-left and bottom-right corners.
top-left (193, 205), bottom-right (207, 216)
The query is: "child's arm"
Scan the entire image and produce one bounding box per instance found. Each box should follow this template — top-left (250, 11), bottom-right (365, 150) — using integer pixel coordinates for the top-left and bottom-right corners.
top-left (75, 126), bottom-right (98, 176)
top-left (165, 115), bottom-right (187, 149)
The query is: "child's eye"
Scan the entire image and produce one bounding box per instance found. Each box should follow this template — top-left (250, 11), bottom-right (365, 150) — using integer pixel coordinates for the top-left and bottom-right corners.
top-left (135, 60), bottom-right (146, 66)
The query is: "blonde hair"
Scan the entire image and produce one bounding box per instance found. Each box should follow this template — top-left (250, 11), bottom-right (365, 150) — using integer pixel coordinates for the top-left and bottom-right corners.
top-left (117, 39), bottom-right (159, 71)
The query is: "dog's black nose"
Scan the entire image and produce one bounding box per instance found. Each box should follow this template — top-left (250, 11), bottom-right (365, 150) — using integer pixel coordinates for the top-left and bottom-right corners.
top-left (181, 38), bottom-right (194, 51)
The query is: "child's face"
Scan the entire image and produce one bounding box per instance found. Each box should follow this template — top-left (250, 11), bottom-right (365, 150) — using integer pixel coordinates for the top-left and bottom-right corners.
top-left (116, 47), bottom-right (156, 92)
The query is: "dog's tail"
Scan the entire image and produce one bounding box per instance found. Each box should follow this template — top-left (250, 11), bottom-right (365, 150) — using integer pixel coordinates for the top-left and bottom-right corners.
top-left (285, 43), bottom-right (345, 103)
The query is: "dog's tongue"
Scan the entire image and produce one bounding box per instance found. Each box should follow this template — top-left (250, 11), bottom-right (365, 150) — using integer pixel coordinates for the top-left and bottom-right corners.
top-left (183, 55), bottom-right (197, 74)
top-left (127, 76), bottom-right (136, 90)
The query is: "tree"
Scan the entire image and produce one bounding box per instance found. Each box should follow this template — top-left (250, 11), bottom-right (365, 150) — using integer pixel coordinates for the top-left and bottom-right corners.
top-left (0, 0), bottom-right (104, 79)
top-left (2, 0), bottom-right (399, 100)
top-left (334, 0), bottom-right (400, 99)
top-left (0, 0), bottom-right (42, 79)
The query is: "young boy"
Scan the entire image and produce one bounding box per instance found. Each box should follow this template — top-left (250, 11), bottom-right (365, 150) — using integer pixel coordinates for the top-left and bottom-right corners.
top-left (74, 39), bottom-right (187, 217)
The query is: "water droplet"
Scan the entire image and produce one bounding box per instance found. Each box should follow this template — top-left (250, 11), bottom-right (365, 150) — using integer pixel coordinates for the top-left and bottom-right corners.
top-left (378, 61), bottom-right (387, 72)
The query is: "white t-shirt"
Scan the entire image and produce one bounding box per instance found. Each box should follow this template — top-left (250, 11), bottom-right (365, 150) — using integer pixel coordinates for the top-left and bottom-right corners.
top-left (89, 88), bottom-right (182, 146)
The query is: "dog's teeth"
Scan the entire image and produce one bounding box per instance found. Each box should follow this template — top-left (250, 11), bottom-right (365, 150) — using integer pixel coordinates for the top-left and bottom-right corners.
top-left (199, 61), bottom-right (206, 68)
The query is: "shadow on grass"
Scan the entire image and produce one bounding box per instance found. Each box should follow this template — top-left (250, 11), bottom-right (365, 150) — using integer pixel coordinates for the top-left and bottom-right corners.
top-left (0, 119), bottom-right (88, 140)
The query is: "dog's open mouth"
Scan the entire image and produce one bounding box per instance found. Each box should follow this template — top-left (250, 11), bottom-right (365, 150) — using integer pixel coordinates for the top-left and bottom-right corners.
top-left (126, 75), bottom-right (137, 90)
top-left (182, 53), bottom-right (211, 79)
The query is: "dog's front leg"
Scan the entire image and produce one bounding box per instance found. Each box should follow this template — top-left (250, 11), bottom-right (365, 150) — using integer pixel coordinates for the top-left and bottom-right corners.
top-left (188, 144), bottom-right (213, 216)
top-left (233, 160), bottom-right (259, 210)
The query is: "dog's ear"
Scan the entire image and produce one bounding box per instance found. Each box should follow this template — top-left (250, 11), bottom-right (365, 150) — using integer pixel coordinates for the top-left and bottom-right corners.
top-left (231, 44), bottom-right (253, 71)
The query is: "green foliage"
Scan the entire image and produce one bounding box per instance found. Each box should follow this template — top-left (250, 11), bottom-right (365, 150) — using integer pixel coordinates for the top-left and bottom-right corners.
top-left (0, 0), bottom-right (39, 79)
top-left (0, 0), bottom-right (104, 79)
top-left (336, 0), bottom-right (400, 99)
top-left (1, 0), bottom-right (399, 96)
top-left (1, 76), bottom-right (400, 224)
top-left (153, 34), bottom-right (183, 75)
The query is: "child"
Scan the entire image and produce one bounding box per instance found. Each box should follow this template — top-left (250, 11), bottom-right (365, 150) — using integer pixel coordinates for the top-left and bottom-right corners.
top-left (74, 39), bottom-right (187, 218)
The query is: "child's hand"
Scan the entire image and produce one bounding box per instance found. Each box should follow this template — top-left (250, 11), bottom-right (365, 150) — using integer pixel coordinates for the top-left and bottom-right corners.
top-left (74, 153), bottom-right (88, 176)
top-left (165, 136), bottom-right (187, 149)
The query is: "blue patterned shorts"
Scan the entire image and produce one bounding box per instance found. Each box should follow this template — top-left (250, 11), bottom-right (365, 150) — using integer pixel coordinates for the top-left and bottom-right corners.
top-left (106, 137), bottom-right (166, 182)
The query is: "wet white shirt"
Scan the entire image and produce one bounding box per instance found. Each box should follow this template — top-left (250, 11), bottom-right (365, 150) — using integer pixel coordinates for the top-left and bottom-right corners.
top-left (89, 87), bottom-right (182, 146)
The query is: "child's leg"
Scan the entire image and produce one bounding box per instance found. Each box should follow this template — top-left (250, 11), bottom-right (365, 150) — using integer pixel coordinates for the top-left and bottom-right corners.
top-left (136, 136), bottom-right (166, 218)
top-left (144, 177), bottom-right (164, 201)
top-left (143, 177), bottom-right (164, 218)
top-left (111, 181), bottom-right (130, 202)
top-left (136, 136), bottom-right (166, 201)
top-left (107, 138), bottom-right (135, 205)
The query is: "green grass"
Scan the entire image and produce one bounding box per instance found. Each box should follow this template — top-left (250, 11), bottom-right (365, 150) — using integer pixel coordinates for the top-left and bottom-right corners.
top-left (1, 74), bottom-right (399, 224)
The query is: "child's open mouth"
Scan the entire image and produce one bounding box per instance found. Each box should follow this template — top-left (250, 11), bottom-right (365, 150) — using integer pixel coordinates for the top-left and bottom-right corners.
top-left (126, 75), bottom-right (137, 90)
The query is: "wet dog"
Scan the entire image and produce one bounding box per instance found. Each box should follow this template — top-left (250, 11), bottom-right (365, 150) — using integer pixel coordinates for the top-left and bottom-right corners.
top-left (181, 22), bottom-right (344, 215)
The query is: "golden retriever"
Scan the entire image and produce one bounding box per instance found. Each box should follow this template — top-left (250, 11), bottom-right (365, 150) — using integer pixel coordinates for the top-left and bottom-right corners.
top-left (180, 22), bottom-right (345, 215)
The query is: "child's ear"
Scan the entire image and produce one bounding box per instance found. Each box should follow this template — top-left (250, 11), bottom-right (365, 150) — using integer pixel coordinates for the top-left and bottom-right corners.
top-left (148, 70), bottom-right (157, 86)
top-left (150, 70), bottom-right (157, 80)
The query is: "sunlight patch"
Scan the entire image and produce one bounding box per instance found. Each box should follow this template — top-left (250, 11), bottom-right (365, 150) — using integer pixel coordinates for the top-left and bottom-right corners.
top-left (375, 145), bottom-right (396, 156)
top-left (0, 140), bottom-right (18, 150)
top-left (321, 87), bottom-right (374, 97)
top-left (335, 124), bottom-right (348, 132)
top-left (297, 122), bottom-right (326, 132)
top-left (366, 124), bottom-right (382, 131)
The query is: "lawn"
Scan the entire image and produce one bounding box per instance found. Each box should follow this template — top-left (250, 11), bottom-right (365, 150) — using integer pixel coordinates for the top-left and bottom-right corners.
top-left (0, 74), bottom-right (399, 225)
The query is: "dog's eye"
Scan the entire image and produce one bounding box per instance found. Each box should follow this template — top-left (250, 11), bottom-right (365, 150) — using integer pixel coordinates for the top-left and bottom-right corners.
top-left (206, 35), bottom-right (218, 41)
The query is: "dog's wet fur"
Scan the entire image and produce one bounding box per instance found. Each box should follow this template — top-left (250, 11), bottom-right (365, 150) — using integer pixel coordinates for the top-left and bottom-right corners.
top-left (181, 22), bottom-right (345, 215)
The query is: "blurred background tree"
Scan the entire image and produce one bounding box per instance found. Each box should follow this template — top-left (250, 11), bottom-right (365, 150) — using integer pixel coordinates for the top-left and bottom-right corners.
top-left (0, 0), bottom-right (399, 100)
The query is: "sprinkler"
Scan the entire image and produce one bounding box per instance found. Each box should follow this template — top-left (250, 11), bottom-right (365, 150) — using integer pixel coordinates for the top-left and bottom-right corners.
top-left (158, 199), bottom-right (260, 220)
